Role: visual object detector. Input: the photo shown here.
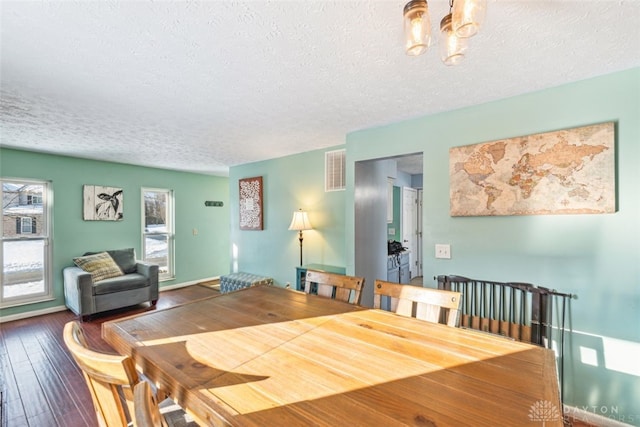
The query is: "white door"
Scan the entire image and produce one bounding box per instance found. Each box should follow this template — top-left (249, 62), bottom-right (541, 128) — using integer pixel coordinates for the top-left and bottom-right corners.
top-left (401, 187), bottom-right (418, 279)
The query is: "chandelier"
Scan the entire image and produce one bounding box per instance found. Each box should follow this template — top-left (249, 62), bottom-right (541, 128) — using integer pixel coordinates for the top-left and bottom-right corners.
top-left (403, 0), bottom-right (486, 65)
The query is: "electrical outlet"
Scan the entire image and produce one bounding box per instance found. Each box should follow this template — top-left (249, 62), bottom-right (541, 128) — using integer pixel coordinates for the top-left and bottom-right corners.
top-left (435, 244), bottom-right (451, 259)
top-left (192, 228), bottom-right (198, 236)
top-left (388, 228), bottom-right (395, 235)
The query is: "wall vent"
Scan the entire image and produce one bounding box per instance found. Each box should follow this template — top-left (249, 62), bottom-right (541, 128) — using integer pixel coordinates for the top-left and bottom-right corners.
top-left (325, 149), bottom-right (346, 192)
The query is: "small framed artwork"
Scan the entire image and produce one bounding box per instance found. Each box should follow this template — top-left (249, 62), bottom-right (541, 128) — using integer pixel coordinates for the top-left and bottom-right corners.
top-left (239, 176), bottom-right (263, 230)
top-left (83, 185), bottom-right (123, 221)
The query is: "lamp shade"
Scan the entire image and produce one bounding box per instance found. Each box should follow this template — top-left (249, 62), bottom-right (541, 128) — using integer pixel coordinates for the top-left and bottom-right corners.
top-left (288, 210), bottom-right (313, 231)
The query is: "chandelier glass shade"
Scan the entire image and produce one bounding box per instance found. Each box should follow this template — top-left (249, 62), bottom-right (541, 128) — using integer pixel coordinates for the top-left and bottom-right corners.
top-left (403, 0), bottom-right (485, 65)
top-left (452, 0), bottom-right (487, 38)
top-left (440, 13), bottom-right (467, 66)
top-left (403, 0), bottom-right (431, 56)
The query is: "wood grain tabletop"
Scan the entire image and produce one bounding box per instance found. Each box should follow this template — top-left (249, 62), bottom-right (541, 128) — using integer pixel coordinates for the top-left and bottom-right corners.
top-left (103, 285), bottom-right (562, 427)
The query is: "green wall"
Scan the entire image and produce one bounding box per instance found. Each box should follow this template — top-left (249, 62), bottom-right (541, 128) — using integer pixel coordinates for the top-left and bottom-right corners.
top-left (229, 146), bottom-right (346, 287)
top-left (346, 68), bottom-right (639, 423)
top-left (230, 68), bottom-right (640, 423)
top-left (1, 148), bottom-right (230, 318)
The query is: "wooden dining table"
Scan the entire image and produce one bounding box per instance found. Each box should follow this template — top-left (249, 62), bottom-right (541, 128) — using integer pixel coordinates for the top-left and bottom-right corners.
top-left (102, 285), bottom-right (562, 427)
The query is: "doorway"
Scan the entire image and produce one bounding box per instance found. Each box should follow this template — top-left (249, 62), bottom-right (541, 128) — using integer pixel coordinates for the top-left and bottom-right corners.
top-left (353, 153), bottom-right (423, 306)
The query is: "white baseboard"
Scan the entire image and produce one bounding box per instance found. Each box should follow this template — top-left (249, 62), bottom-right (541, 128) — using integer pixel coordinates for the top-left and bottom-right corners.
top-left (0, 305), bottom-right (68, 323)
top-left (564, 404), bottom-right (634, 427)
top-left (0, 277), bottom-right (220, 323)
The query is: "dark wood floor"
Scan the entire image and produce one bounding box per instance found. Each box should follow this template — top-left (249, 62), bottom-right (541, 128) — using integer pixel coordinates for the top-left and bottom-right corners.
top-left (0, 284), bottom-right (218, 427)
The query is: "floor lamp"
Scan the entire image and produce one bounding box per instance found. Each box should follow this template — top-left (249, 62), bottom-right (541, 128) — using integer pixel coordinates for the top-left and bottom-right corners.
top-left (288, 209), bottom-right (313, 266)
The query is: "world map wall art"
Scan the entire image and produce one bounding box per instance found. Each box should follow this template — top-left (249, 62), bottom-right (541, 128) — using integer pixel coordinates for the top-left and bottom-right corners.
top-left (449, 122), bottom-right (615, 216)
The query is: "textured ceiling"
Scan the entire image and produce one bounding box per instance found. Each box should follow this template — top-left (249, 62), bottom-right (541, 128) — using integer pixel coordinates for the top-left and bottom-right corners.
top-left (1, 1), bottom-right (639, 176)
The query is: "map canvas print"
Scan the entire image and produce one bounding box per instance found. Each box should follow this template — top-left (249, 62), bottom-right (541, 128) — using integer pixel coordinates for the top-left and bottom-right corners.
top-left (449, 122), bottom-right (615, 216)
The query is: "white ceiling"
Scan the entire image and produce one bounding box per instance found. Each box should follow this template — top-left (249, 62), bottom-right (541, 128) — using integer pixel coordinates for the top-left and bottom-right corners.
top-left (1, 1), bottom-right (638, 176)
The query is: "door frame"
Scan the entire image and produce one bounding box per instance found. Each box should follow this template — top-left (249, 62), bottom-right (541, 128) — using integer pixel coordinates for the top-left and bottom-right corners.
top-left (401, 187), bottom-right (418, 279)
top-left (417, 189), bottom-right (423, 278)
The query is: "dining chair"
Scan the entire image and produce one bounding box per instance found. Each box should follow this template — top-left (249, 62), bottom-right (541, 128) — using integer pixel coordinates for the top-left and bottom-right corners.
top-left (63, 321), bottom-right (196, 427)
top-left (134, 380), bottom-right (166, 427)
top-left (133, 379), bottom-right (199, 427)
top-left (63, 320), bottom-right (138, 426)
top-left (373, 280), bottom-right (462, 327)
top-left (304, 270), bottom-right (365, 305)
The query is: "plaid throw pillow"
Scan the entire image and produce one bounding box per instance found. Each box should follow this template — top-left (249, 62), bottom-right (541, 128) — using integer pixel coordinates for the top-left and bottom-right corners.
top-left (73, 252), bottom-right (124, 283)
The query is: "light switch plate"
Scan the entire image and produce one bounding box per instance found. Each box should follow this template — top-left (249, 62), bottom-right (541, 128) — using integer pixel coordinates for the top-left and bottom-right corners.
top-left (435, 244), bottom-right (451, 259)
top-left (388, 228), bottom-right (395, 235)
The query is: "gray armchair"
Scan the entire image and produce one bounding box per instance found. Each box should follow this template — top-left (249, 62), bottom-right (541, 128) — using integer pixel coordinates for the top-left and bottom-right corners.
top-left (63, 248), bottom-right (159, 320)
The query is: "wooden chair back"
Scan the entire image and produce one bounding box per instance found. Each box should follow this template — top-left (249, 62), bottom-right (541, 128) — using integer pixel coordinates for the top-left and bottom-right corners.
top-left (63, 321), bottom-right (139, 427)
top-left (373, 280), bottom-right (462, 327)
top-left (305, 270), bottom-right (365, 305)
top-left (134, 381), bottom-right (168, 427)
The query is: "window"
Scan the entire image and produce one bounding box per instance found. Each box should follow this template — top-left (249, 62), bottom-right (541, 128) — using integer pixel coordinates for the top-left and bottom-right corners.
top-left (142, 188), bottom-right (174, 280)
top-left (19, 217), bottom-right (35, 234)
top-left (26, 195), bottom-right (42, 205)
top-left (1, 179), bottom-right (53, 307)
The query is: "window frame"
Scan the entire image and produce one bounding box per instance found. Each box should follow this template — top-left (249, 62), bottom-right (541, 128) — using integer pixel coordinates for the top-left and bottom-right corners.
top-left (1, 178), bottom-right (53, 307)
top-left (141, 187), bottom-right (175, 281)
top-left (20, 217), bottom-right (33, 234)
top-left (27, 194), bottom-right (42, 205)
